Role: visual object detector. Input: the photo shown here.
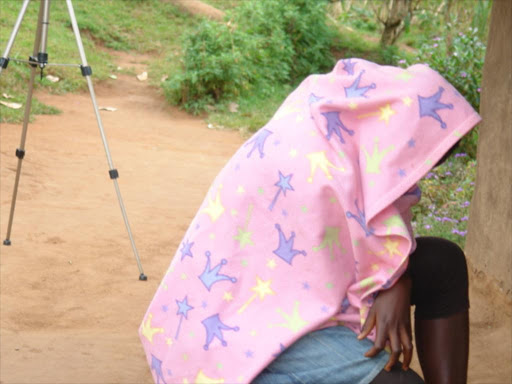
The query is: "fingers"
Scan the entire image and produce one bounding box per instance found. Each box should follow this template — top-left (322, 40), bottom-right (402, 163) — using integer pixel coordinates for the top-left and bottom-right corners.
top-left (358, 307), bottom-right (376, 340)
top-left (363, 345), bottom-right (380, 358)
top-left (400, 326), bottom-right (414, 370)
top-left (384, 331), bottom-right (401, 371)
top-left (364, 327), bottom-right (386, 358)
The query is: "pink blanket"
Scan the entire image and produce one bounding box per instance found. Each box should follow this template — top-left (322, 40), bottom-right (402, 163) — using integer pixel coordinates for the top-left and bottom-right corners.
top-left (139, 59), bottom-right (480, 383)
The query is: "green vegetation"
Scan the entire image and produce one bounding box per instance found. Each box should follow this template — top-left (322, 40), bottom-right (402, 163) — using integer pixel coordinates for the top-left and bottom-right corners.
top-left (1, 0), bottom-right (491, 248)
top-left (207, 85), bottom-right (293, 135)
top-left (337, 0), bottom-right (491, 51)
top-left (164, 0), bottom-right (336, 115)
top-left (413, 155), bottom-right (476, 249)
top-left (0, 0), bottom-right (195, 123)
top-left (173, 1), bottom-right (489, 139)
top-left (168, 0), bottom-right (409, 132)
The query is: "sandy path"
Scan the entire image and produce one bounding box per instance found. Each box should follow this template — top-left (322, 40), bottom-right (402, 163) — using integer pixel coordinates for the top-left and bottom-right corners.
top-left (168, 0), bottom-right (225, 21)
top-left (1, 51), bottom-right (510, 384)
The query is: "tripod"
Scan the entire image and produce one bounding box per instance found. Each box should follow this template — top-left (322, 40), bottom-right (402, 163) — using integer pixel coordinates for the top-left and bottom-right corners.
top-left (0, 0), bottom-right (147, 281)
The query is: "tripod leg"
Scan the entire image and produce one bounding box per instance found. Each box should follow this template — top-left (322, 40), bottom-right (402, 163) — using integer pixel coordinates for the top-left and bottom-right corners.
top-left (64, 0), bottom-right (147, 281)
top-left (4, 0), bottom-right (46, 246)
top-left (0, 0), bottom-right (31, 76)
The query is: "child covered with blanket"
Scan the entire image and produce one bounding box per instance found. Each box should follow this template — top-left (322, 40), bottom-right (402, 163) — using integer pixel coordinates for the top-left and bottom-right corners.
top-left (140, 58), bottom-right (480, 384)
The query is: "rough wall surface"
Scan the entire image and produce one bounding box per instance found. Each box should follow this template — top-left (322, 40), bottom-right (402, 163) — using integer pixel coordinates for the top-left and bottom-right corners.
top-left (466, 0), bottom-right (512, 296)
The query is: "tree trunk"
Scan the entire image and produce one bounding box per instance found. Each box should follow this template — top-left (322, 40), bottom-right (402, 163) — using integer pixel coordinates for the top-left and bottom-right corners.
top-left (465, 0), bottom-right (512, 298)
top-left (381, 24), bottom-right (398, 46)
top-left (329, 0), bottom-right (343, 18)
top-left (379, 0), bottom-right (410, 46)
top-left (444, 0), bottom-right (454, 55)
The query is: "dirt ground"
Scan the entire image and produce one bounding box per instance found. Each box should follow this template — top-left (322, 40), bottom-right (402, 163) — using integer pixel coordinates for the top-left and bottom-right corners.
top-left (1, 52), bottom-right (510, 384)
top-left (168, 0), bottom-right (225, 21)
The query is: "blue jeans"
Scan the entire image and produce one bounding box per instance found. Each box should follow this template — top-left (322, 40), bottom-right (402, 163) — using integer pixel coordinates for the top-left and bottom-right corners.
top-left (252, 326), bottom-right (388, 384)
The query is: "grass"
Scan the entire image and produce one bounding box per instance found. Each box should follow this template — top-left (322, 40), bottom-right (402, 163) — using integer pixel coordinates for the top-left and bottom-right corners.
top-left (0, 0), bottom-right (195, 123)
top-left (413, 155), bottom-right (477, 249)
top-left (207, 84), bottom-right (293, 134)
top-left (0, 93), bottom-right (60, 124)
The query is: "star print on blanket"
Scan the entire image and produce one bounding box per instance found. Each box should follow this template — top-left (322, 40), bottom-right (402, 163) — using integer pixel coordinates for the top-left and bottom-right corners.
top-left (140, 58), bottom-right (481, 383)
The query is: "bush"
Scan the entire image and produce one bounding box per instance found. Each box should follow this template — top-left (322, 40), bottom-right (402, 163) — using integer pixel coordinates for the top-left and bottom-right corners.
top-left (164, 0), bottom-right (336, 113)
top-left (164, 21), bottom-right (251, 113)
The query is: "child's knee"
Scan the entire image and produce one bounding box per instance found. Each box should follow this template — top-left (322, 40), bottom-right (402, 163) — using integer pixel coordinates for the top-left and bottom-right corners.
top-left (410, 237), bottom-right (469, 319)
top-left (413, 236), bottom-right (468, 281)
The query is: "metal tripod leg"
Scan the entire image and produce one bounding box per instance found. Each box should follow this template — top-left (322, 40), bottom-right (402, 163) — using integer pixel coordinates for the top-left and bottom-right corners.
top-left (65, 0), bottom-right (147, 280)
top-left (0, 0), bottom-right (31, 76)
top-left (3, 0), bottom-right (45, 246)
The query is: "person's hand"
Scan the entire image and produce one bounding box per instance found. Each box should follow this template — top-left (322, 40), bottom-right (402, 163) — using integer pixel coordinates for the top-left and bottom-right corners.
top-left (357, 273), bottom-right (413, 371)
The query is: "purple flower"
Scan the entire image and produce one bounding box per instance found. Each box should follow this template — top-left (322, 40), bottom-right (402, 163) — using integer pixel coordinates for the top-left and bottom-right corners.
top-left (452, 228), bottom-right (467, 237)
top-left (442, 217), bottom-right (457, 223)
top-left (456, 187), bottom-right (464, 192)
top-left (445, 171), bottom-right (453, 176)
top-left (398, 59), bottom-right (406, 64)
top-left (424, 224), bottom-right (431, 230)
top-left (455, 153), bottom-right (467, 158)
top-left (460, 216), bottom-right (469, 221)
top-left (462, 201), bottom-right (470, 207)
top-left (470, 182), bottom-right (475, 186)
top-left (435, 216), bottom-right (442, 222)
top-left (433, 43), bottom-right (439, 48)
top-left (458, 32), bottom-right (464, 37)
top-left (426, 172), bottom-right (435, 179)
top-left (428, 204), bottom-right (436, 210)
top-left (428, 213), bottom-right (433, 217)
top-left (477, 87), bottom-right (481, 93)
top-left (460, 71), bottom-right (467, 78)
top-left (433, 36), bottom-right (442, 41)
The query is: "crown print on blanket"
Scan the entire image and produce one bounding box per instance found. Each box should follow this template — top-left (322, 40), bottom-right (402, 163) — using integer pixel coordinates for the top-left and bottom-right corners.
top-left (273, 224), bottom-right (307, 265)
top-left (201, 314), bottom-right (240, 350)
top-left (199, 251), bottom-right (237, 291)
top-left (321, 111), bottom-right (355, 144)
top-left (418, 86), bottom-right (454, 128)
top-left (344, 70), bottom-right (377, 98)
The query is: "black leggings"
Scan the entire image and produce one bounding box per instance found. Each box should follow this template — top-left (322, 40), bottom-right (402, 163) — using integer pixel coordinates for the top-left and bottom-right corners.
top-left (370, 236), bottom-right (470, 384)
